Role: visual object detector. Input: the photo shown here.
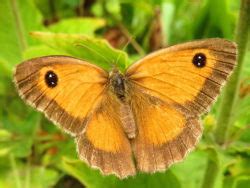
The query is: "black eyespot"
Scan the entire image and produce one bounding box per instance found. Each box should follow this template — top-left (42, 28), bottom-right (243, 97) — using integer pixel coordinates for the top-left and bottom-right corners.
top-left (45, 71), bottom-right (58, 88)
top-left (192, 53), bottom-right (206, 68)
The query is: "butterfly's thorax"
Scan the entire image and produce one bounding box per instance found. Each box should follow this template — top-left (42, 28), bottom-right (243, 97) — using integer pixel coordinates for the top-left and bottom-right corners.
top-left (109, 68), bottom-right (127, 101)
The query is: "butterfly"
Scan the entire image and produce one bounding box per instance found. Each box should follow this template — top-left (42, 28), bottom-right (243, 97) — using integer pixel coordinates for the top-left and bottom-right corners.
top-left (14, 38), bottom-right (237, 178)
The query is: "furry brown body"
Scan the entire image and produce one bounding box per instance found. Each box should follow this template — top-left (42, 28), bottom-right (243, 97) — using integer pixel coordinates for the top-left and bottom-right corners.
top-left (109, 69), bottom-right (137, 138)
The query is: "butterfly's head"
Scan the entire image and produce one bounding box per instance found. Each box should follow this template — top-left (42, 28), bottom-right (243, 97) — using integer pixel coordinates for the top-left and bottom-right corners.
top-left (109, 66), bottom-right (124, 84)
top-left (109, 66), bottom-right (121, 77)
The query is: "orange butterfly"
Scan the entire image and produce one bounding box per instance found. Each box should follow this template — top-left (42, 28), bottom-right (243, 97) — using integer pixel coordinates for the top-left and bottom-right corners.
top-left (14, 38), bottom-right (237, 178)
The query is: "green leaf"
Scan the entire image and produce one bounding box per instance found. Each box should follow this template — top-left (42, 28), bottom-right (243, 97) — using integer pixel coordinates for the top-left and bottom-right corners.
top-left (2, 110), bottom-right (41, 157)
top-left (0, 157), bottom-right (60, 188)
top-left (0, 156), bottom-right (15, 188)
top-left (91, 2), bottom-right (104, 17)
top-left (23, 45), bottom-right (68, 60)
top-left (0, 130), bottom-right (12, 157)
top-left (171, 151), bottom-right (208, 188)
top-left (228, 141), bottom-right (250, 156)
top-left (30, 32), bottom-right (129, 71)
top-left (0, 147), bottom-right (11, 157)
top-left (0, 130), bottom-right (11, 142)
top-left (228, 158), bottom-right (250, 176)
top-left (105, 0), bottom-right (121, 20)
top-left (233, 176), bottom-right (250, 188)
top-left (192, 0), bottom-right (234, 39)
top-left (161, 2), bottom-right (175, 46)
top-left (48, 18), bottom-right (106, 36)
top-left (0, 58), bottom-right (12, 96)
top-left (29, 166), bottom-right (60, 188)
top-left (61, 157), bottom-right (181, 188)
top-left (0, 0), bottom-right (43, 68)
top-left (42, 138), bottom-right (77, 167)
top-left (34, 0), bottom-right (80, 19)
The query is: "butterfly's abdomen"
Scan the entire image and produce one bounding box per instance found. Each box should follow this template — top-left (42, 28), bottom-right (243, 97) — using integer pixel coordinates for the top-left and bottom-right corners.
top-left (120, 103), bottom-right (136, 139)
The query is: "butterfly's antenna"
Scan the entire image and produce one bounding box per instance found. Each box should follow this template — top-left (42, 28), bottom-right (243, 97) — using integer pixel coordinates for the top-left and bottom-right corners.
top-left (114, 38), bottom-right (131, 68)
top-left (75, 43), bottom-right (113, 67)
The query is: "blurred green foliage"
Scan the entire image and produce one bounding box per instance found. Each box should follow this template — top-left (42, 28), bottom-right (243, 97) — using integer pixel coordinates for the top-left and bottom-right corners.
top-left (0, 0), bottom-right (249, 188)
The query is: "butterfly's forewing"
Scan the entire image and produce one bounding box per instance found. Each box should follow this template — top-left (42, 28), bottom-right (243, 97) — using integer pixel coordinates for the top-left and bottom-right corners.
top-left (14, 56), bottom-right (107, 135)
top-left (127, 39), bottom-right (237, 114)
top-left (126, 38), bottom-right (237, 172)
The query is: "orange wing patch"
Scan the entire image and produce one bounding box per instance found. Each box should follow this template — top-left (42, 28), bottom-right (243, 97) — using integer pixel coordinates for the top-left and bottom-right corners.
top-left (14, 56), bottom-right (108, 135)
top-left (134, 100), bottom-right (185, 145)
top-left (37, 64), bottom-right (106, 119)
top-left (129, 86), bottom-right (202, 172)
top-left (126, 39), bottom-right (237, 114)
top-left (85, 106), bottom-right (128, 153)
top-left (127, 49), bottom-right (213, 103)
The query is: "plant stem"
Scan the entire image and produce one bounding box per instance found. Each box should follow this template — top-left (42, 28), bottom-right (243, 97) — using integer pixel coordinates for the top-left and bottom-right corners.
top-left (9, 154), bottom-right (22, 188)
top-left (201, 1), bottom-right (250, 188)
top-left (78, 0), bottom-right (85, 17)
top-left (214, 0), bottom-right (250, 145)
top-left (201, 160), bottom-right (219, 188)
top-left (25, 157), bottom-right (31, 188)
top-left (117, 23), bottom-right (146, 56)
top-left (10, 0), bottom-right (28, 51)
